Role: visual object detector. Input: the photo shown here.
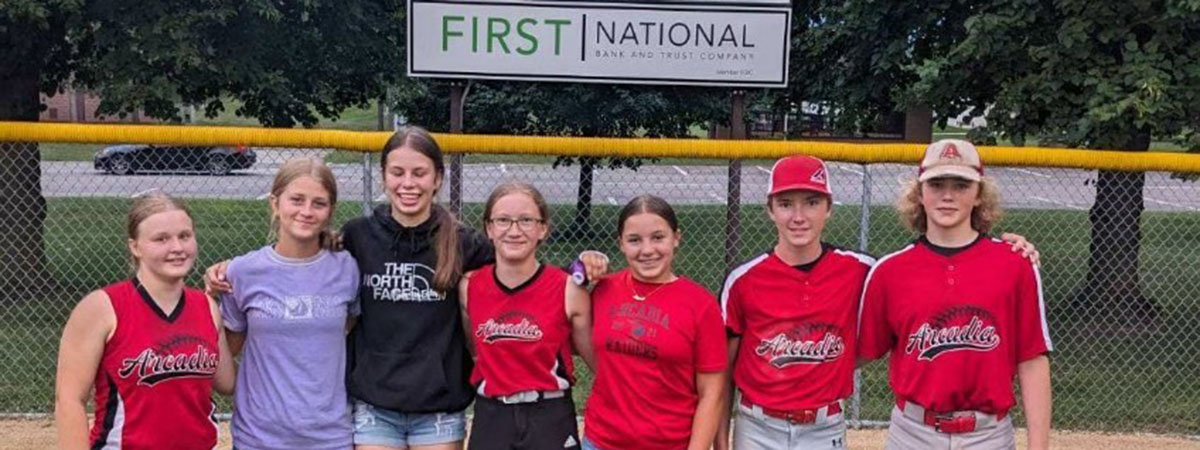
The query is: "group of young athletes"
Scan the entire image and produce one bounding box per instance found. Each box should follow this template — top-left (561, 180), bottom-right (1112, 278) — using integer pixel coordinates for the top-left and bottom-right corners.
top-left (54, 126), bottom-right (1053, 450)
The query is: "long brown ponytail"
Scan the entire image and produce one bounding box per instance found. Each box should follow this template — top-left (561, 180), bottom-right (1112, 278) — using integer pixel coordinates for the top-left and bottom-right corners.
top-left (431, 204), bottom-right (460, 291)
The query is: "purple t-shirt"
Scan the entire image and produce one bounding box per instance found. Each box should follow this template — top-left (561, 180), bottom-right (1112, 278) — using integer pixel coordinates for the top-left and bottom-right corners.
top-left (222, 246), bottom-right (360, 450)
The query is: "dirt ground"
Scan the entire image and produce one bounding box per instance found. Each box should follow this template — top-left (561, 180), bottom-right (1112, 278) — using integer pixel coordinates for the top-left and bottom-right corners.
top-left (6, 419), bottom-right (1198, 450)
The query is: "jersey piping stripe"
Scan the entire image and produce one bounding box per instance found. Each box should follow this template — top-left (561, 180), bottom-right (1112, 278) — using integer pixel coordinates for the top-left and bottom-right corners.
top-left (104, 398), bottom-right (125, 450)
top-left (832, 248), bottom-right (877, 267)
top-left (720, 253), bottom-right (771, 320)
top-left (990, 237), bottom-right (1054, 351)
top-left (91, 374), bottom-right (121, 450)
top-left (208, 401), bottom-right (218, 450)
top-left (1033, 265), bottom-right (1053, 351)
top-left (857, 244), bottom-right (916, 332)
top-left (552, 355), bottom-right (571, 390)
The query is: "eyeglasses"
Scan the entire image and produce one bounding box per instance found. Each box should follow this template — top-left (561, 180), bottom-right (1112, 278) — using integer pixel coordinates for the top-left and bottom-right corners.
top-left (488, 217), bottom-right (545, 231)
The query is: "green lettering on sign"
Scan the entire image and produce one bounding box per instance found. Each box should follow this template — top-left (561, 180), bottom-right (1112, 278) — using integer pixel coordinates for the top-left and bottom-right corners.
top-left (516, 18), bottom-right (538, 55)
top-left (545, 19), bottom-right (571, 55)
top-left (442, 15), bottom-right (465, 51)
top-left (487, 17), bottom-right (511, 53)
top-left (440, 15), bottom-right (572, 56)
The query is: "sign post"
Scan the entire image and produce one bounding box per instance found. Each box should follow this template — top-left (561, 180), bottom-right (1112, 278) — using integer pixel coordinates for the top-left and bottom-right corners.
top-left (449, 82), bottom-right (467, 215)
top-left (726, 90), bottom-right (746, 272)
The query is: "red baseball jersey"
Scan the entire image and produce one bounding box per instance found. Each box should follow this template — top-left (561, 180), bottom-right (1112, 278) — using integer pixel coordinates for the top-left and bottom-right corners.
top-left (722, 245), bottom-right (874, 410)
top-left (90, 279), bottom-right (219, 450)
top-left (584, 270), bottom-right (727, 450)
top-left (857, 237), bottom-right (1052, 415)
top-left (467, 264), bottom-right (574, 396)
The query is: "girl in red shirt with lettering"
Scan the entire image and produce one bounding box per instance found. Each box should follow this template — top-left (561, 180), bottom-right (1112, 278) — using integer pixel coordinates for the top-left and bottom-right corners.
top-left (583, 195), bottom-right (728, 450)
top-left (858, 140), bottom-right (1053, 450)
top-left (459, 182), bottom-right (594, 450)
top-left (54, 192), bottom-right (234, 450)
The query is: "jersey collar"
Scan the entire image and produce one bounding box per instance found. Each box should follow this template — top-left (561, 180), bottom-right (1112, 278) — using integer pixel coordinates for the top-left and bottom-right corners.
top-left (771, 242), bottom-right (828, 273)
top-left (494, 263), bottom-right (546, 296)
top-left (132, 277), bottom-right (186, 323)
top-left (916, 234), bottom-right (987, 260)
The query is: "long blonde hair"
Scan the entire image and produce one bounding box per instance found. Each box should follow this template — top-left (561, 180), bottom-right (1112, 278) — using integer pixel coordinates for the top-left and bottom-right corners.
top-left (268, 157), bottom-right (338, 247)
top-left (897, 176), bottom-right (1003, 234)
top-left (126, 191), bottom-right (192, 270)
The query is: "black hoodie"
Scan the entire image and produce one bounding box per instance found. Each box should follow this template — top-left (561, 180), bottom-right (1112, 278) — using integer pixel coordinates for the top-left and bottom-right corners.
top-left (342, 204), bottom-right (493, 413)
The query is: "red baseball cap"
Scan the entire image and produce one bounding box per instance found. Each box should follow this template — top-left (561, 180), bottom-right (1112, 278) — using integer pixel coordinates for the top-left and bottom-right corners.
top-left (768, 155), bottom-right (832, 197)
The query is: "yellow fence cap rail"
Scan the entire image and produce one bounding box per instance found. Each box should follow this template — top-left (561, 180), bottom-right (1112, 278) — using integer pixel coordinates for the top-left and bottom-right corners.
top-left (2, 121), bottom-right (1198, 173)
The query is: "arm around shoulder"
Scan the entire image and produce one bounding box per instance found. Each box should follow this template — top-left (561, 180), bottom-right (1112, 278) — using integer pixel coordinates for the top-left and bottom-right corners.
top-left (565, 281), bottom-right (595, 369)
top-left (208, 296), bottom-right (237, 395)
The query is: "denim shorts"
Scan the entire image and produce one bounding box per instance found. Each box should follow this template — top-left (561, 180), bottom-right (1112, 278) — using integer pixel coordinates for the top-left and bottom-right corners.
top-left (352, 398), bottom-right (467, 448)
top-left (581, 436), bottom-right (605, 450)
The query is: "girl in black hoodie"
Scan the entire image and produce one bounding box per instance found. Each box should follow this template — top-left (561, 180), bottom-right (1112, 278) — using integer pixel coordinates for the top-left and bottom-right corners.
top-left (340, 127), bottom-right (491, 450)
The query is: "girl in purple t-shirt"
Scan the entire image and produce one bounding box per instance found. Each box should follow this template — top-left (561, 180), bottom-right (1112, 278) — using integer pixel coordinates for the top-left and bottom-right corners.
top-left (218, 157), bottom-right (360, 450)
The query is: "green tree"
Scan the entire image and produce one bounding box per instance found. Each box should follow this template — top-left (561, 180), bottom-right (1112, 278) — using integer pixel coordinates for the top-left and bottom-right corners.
top-left (394, 80), bottom-right (727, 237)
top-left (776, 1), bottom-right (975, 136)
top-left (0, 0), bottom-right (404, 298)
top-left (900, 0), bottom-right (1200, 323)
top-left (2, 0), bottom-right (84, 299)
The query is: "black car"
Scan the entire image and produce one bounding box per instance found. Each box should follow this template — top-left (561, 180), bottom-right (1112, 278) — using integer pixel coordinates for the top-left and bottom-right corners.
top-left (93, 144), bottom-right (257, 175)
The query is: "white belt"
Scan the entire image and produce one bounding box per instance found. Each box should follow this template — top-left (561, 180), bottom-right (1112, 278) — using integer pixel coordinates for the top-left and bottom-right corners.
top-left (494, 390), bottom-right (566, 404)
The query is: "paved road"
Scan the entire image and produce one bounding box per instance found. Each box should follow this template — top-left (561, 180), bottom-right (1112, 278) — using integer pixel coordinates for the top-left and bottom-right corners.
top-left (40, 161), bottom-right (1200, 211)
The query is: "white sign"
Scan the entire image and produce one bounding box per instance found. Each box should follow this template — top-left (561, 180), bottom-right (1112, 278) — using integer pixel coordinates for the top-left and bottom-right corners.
top-left (408, 0), bottom-right (792, 87)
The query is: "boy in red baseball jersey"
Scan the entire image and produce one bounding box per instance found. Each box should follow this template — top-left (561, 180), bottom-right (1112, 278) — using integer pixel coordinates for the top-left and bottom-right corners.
top-left (717, 154), bottom-right (1039, 450)
top-left (717, 156), bottom-right (873, 450)
top-left (858, 139), bottom-right (1053, 450)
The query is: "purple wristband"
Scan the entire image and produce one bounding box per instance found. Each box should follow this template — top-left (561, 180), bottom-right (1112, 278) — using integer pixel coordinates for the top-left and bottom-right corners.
top-left (568, 259), bottom-right (588, 286)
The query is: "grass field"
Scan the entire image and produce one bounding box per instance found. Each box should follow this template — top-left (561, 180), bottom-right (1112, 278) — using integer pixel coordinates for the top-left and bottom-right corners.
top-left (2, 198), bottom-right (1198, 434)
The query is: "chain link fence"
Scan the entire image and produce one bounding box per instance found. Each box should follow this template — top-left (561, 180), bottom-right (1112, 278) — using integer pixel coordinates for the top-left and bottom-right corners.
top-left (3, 141), bottom-right (1198, 434)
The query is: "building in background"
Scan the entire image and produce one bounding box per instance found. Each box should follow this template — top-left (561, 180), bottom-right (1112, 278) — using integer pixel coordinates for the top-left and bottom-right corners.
top-left (39, 88), bottom-right (162, 123)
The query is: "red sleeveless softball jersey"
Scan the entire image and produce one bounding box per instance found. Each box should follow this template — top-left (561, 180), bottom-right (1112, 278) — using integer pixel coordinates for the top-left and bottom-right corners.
top-left (467, 264), bottom-right (575, 396)
top-left (89, 278), bottom-right (219, 450)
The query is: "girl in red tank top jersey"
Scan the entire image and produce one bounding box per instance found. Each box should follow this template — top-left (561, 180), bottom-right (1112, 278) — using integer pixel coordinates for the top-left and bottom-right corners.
top-left (54, 193), bottom-right (234, 450)
top-left (583, 195), bottom-right (728, 450)
top-left (459, 182), bottom-right (594, 450)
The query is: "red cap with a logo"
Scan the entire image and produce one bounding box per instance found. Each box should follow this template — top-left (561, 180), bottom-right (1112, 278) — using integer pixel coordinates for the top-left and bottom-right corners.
top-left (768, 155), bottom-right (832, 197)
